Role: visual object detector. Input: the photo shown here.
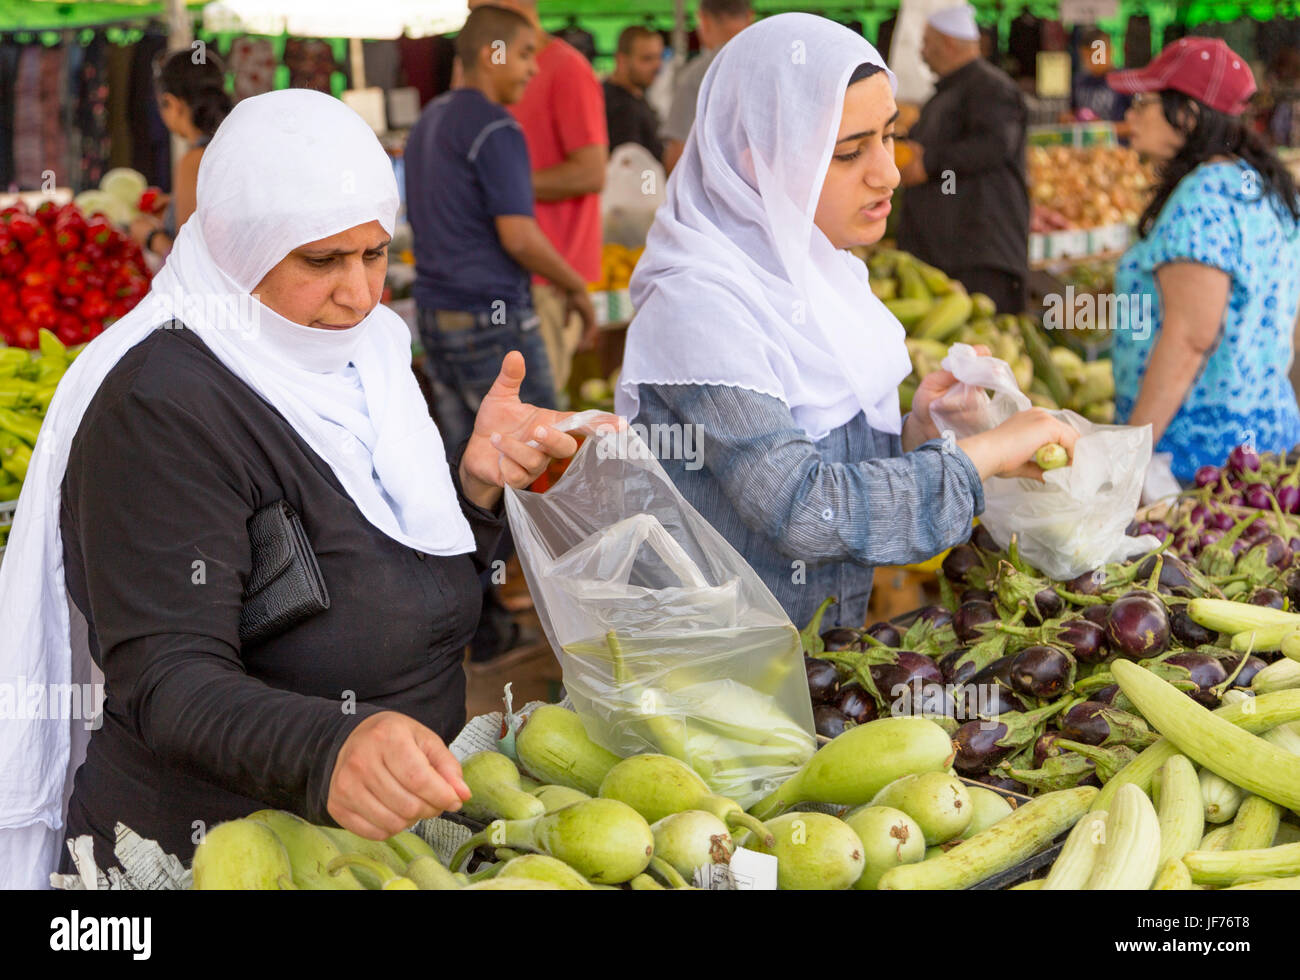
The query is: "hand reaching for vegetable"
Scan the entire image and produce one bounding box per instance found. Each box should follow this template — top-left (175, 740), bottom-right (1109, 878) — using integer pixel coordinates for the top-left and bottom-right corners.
top-left (458, 350), bottom-right (620, 510)
top-left (957, 408), bottom-right (1079, 482)
top-left (327, 711), bottom-right (471, 840)
top-left (904, 344), bottom-right (991, 450)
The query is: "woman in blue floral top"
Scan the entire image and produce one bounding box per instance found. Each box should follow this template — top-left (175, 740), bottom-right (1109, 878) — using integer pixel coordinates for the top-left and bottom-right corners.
top-left (1106, 38), bottom-right (1300, 482)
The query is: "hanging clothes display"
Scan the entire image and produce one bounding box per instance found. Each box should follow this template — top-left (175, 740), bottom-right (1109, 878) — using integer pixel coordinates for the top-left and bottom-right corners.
top-left (1125, 15), bottom-right (1153, 69)
top-left (72, 33), bottom-right (111, 191)
top-left (0, 39), bottom-right (20, 188)
top-left (105, 36), bottom-right (134, 169)
top-left (284, 38), bottom-right (340, 93)
top-left (228, 36), bottom-right (276, 102)
top-left (1008, 12), bottom-right (1041, 79)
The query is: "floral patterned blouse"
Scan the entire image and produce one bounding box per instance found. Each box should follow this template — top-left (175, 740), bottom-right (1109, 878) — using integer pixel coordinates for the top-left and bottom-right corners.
top-left (1112, 159), bottom-right (1300, 481)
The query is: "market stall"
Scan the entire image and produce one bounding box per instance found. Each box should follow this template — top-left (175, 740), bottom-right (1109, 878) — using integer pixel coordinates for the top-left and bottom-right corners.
top-left (6, 0), bottom-right (1300, 910)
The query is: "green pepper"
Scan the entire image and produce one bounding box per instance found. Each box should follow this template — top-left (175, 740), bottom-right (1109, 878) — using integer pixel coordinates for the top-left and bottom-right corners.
top-left (0, 432), bottom-right (31, 482)
top-left (37, 328), bottom-right (67, 364)
top-left (0, 407), bottom-right (42, 447)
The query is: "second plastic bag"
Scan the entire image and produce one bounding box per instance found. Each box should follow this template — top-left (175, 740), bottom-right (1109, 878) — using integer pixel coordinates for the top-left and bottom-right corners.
top-left (929, 343), bottom-right (1158, 581)
top-left (504, 420), bottom-right (816, 808)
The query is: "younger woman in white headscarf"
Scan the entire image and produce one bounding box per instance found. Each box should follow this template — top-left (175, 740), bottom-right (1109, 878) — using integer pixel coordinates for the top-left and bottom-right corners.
top-left (617, 14), bottom-right (1075, 630)
top-left (0, 89), bottom-right (598, 887)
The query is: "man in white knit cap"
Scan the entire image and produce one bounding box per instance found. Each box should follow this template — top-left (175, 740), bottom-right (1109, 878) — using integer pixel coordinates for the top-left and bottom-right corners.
top-left (897, 3), bottom-right (1029, 314)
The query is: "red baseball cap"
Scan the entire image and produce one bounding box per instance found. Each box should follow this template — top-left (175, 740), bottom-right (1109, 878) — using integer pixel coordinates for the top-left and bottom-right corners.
top-left (1107, 37), bottom-right (1256, 116)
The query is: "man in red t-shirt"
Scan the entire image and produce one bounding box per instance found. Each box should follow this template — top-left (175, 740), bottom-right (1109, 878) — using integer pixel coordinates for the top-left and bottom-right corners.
top-left (468, 0), bottom-right (608, 399)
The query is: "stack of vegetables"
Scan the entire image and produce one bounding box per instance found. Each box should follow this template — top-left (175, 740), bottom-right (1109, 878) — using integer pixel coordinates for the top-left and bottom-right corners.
top-left (802, 515), bottom-right (1300, 790)
top-left (858, 248), bottom-right (1115, 423)
top-left (1138, 444), bottom-right (1300, 576)
top-left (0, 193), bottom-right (151, 350)
top-left (191, 702), bottom-right (1095, 891)
top-left (0, 328), bottom-right (75, 528)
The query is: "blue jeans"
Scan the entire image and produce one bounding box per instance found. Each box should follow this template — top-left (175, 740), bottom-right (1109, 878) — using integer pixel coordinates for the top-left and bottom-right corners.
top-left (418, 305), bottom-right (558, 455)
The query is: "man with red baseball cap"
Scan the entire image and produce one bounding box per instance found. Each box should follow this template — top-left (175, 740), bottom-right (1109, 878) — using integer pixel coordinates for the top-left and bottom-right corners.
top-left (1106, 36), bottom-right (1256, 116)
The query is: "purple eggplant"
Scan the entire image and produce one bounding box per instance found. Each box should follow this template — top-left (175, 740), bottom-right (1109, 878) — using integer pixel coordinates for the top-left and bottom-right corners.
top-left (971, 773), bottom-right (1029, 795)
top-left (917, 605), bottom-right (953, 628)
top-left (1081, 603), bottom-right (1112, 628)
top-left (820, 627), bottom-right (862, 652)
top-left (970, 524), bottom-right (1000, 554)
top-left (1057, 618), bottom-right (1109, 664)
top-left (1250, 587), bottom-right (1286, 609)
top-left (954, 599), bottom-right (999, 644)
top-left (1064, 568), bottom-right (1107, 596)
top-left (1033, 731), bottom-right (1064, 768)
top-left (1194, 465), bottom-right (1221, 487)
top-left (1135, 553), bottom-right (1202, 594)
top-left (814, 705), bottom-right (852, 740)
top-left (961, 588), bottom-right (996, 604)
top-left (1218, 654), bottom-right (1268, 689)
top-left (1058, 700), bottom-right (1156, 747)
top-left (870, 651), bottom-right (943, 704)
top-left (1164, 651), bottom-right (1229, 707)
top-left (1189, 502), bottom-right (1212, 527)
top-left (1106, 591), bottom-right (1170, 660)
top-left (1092, 684), bottom-right (1120, 705)
top-left (1170, 607), bottom-right (1217, 647)
top-left (1228, 444), bottom-right (1261, 475)
top-left (1009, 646), bottom-right (1074, 699)
top-left (836, 683), bottom-right (878, 724)
top-left (1278, 484), bottom-right (1300, 515)
top-left (1245, 483), bottom-right (1274, 511)
top-left (939, 647), bottom-right (976, 687)
top-left (805, 657), bottom-right (841, 705)
top-left (1211, 511), bottom-right (1236, 532)
top-left (942, 544), bottom-right (983, 585)
top-left (865, 622), bottom-right (902, 647)
top-left (1029, 588), bottom-right (1064, 623)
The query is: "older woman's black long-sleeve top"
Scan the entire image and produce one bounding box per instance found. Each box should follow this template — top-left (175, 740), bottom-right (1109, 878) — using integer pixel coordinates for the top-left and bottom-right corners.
top-left (57, 325), bottom-right (501, 871)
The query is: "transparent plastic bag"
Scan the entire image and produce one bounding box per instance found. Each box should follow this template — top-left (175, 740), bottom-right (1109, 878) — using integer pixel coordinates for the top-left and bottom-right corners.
top-left (929, 343), bottom-right (1158, 581)
top-left (504, 420), bottom-right (816, 808)
top-left (602, 143), bottom-right (665, 249)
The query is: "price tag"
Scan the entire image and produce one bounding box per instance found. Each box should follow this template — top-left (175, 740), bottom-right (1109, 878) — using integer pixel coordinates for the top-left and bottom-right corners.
top-left (1061, 0), bottom-right (1119, 24)
top-left (693, 846), bottom-right (778, 890)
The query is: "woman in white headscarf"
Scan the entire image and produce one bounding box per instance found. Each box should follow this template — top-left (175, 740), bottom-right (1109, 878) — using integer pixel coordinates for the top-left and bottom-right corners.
top-left (0, 90), bottom-right (596, 887)
top-left (616, 13), bottom-right (1075, 631)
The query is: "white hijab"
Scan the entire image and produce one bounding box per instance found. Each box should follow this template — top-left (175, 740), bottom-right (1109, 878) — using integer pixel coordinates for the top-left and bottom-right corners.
top-left (0, 89), bottom-right (474, 888)
top-left (615, 13), bottom-right (913, 441)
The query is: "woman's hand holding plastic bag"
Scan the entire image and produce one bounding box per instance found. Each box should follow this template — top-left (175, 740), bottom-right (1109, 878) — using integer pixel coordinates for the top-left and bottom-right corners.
top-left (926, 343), bottom-right (1154, 581)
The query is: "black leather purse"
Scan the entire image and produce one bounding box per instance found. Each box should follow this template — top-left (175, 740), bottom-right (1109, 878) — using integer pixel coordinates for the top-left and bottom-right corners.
top-left (238, 500), bottom-right (331, 646)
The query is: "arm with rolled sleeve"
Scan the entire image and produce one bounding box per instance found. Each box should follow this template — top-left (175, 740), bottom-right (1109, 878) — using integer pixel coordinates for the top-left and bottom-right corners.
top-left (651, 383), bottom-right (985, 567)
top-left (62, 383), bottom-right (382, 824)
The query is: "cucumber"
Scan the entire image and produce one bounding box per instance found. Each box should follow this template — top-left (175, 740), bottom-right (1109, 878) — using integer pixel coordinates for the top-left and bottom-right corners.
top-left (496, 854), bottom-right (593, 890)
top-left (1085, 783), bottom-right (1161, 890)
top-left (1154, 756), bottom-right (1203, 867)
top-left (1227, 795), bottom-right (1283, 850)
top-left (1041, 809), bottom-right (1108, 890)
top-left (534, 785), bottom-right (591, 813)
top-left (1151, 857), bottom-right (1194, 890)
top-left (878, 786), bottom-right (1099, 890)
top-left (1182, 841), bottom-right (1300, 886)
top-left (1110, 662), bottom-right (1300, 812)
top-left (1092, 690), bottom-right (1300, 811)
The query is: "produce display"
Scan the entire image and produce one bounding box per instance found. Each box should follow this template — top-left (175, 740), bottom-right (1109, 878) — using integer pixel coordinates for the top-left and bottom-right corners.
top-left (0, 329), bottom-right (76, 526)
top-left (1028, 145), bottom-right (1155, 232)
top-left (593, 242), bottom-right (643, 292)
top-left (0, 192), bottom-right (151, 349)
top-left (1139, 444), bottom-right (1300, 578)
top-left (858, 247), bottom-right (1116, 423)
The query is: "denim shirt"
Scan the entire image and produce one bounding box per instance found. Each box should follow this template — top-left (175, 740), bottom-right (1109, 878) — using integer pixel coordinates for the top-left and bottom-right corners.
top-left (631, 383), bottom-right (986, 631)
